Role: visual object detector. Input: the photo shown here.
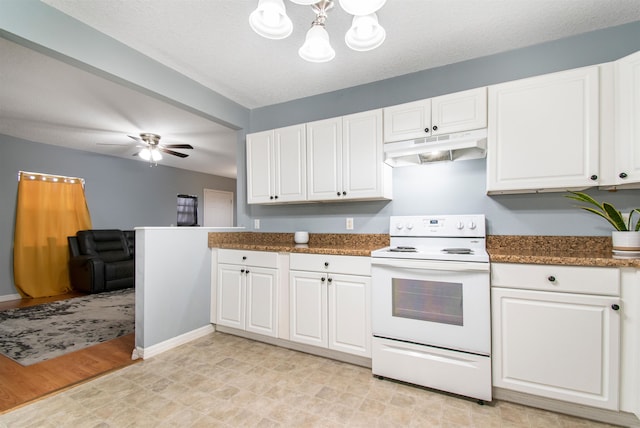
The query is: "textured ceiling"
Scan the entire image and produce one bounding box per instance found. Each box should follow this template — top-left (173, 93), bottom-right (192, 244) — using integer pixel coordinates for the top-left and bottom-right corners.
top-left (42, 0), bottom-right (640, 108)
top-left (2, 1), bottom-right (640, 178)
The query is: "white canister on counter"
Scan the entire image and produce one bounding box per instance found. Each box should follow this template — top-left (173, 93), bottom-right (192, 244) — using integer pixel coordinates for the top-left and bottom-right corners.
top-left (294, 231), bottom-right (309, 244)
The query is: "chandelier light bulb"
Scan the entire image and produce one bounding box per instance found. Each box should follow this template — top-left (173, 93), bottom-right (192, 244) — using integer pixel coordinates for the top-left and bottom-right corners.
top-left (338, 0), bottom-right (386, 16)
top-left (345, 13), bottom-right (386, 51)
top-left (249, 0), bottom-right (293, 40)
top-left (299, 24), bottom-right (335, 63)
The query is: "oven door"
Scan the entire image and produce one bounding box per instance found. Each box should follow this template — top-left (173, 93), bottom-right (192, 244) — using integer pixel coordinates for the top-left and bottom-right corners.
top-left (371, 258), bottom-right (490, 355)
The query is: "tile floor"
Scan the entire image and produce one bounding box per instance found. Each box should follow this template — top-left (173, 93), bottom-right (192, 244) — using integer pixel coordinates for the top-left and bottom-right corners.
top-left (0, 332), bottom-right (620, 427)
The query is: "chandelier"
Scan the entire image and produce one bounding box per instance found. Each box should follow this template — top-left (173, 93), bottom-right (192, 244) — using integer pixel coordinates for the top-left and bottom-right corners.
top-left (249, 0), bottom-right (387, 63)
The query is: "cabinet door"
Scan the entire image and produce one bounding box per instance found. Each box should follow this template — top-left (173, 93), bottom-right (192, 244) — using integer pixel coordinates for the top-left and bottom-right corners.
top-left (615, 50), bottom-right (640, 185)
top-left (487, 66), bottom-right (600, 193)
top-left (216, 264), bottom-right (245, 330)
top-left (246, 130), bottom-right (274, 204)
top-left (289, 271), bottom-right (327, 347)
top-left (246, 267), bottom-right (278, 337)
top-left (274, 124), bottom-right (307, 202)
top-left (383, 99), bottom-right (431, 142)
top-left (307, 117), bottom-right (343, 201)
top-left (342, 109), bottom-right (390, 200)
top-left (431, 87), bottom-right (487, 135)
top-left (328, 274), bottom-right (371, 357)
top-left (492, 287), bottom-right (620, 410)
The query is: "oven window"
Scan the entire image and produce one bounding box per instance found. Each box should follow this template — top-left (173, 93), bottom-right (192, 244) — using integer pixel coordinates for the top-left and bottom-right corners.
top-left (392, 278), bottom-right (463, 326)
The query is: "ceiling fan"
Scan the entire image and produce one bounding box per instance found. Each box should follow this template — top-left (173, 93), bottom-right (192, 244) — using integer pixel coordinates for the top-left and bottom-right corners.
top-left (129, 133), bottom-right (194, 161)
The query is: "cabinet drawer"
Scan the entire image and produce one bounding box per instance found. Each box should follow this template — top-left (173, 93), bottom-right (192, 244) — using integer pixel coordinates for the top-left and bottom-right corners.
top-left (218, 249), bottom-right (278, 268)
top-left (491, 263), bottom-right (619, 296)
top-left (290, 253), bottom-right (370, 276)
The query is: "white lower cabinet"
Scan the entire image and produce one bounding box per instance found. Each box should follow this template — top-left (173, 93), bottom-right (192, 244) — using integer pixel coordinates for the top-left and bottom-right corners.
top-left (289, 254), bottom-right (371, 358)
top-left (215, 250), bottom-right (279, 338)
top-left (491, 263), bottom-right (621, 410)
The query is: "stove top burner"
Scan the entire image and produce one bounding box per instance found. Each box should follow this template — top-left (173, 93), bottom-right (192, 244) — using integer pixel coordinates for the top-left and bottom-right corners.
top-left (389, 246), bottom-right (417, 253)
top-left (442, 248), bottom-right (473, 255)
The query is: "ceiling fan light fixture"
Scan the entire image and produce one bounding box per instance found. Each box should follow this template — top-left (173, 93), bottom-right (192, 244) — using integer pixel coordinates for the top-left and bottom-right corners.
top-left (249, 0), bottom-right (293, 40)
top-left (139, 147), bottom-right (162, 162)
top-left (139, 147), bottom-right (152, 161)
top-left (345, 13), bottom-right (385, 51)
top-left (299, 24), bottom-right (335, 63)
top-left (338, 0), bottom-right (386, 16)
top-left (288, 0), bottom-right (318, 4)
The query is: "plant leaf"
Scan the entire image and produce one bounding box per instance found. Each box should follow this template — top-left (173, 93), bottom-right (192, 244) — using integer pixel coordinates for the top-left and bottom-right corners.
top-left (565, 191), bottom-right (603, 209)
top-left (630, 208), bottom-right (640, 231)
top-left (602, 202), bottom-right (627, 231)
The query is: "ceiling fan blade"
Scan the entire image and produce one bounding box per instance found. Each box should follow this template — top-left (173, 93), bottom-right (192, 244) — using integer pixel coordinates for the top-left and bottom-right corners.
top-left (132, 151), bottom-right (142, 157)
top-left (97, 142), bottom-right (130, 146)
top-left (163, 144), bottom-right (194, 149)
top-left (159, 148), bottom-right (189, 158)
top-left (128, 134), bottom-right (143, 142)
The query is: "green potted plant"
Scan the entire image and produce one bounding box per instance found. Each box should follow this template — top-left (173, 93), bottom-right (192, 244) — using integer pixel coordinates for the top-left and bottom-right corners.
top-left (566, 191), bottom-right (640, 252)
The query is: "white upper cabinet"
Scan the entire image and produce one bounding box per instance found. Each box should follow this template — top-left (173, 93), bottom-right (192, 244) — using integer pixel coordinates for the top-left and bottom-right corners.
top-left (486, 66), bottom-right (601, 194)
top-left (431, 88), bottom-right (487, 135)
top-left (306, 117), bottom-right (343, 201)
top-left (307, 109), bottom-right (392, 201)
top-left (383, 87), bottom-right (487, 143)
top-left (613, 50), bottom-right (640, 187)
top-left (383, 99), bottom-right (431, 142)
top-left (246, 124), bottom-right (306, 204)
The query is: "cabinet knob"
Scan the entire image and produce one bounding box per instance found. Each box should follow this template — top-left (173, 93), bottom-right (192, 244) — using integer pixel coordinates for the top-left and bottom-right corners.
top-left (547, 276), bottom-right (556, 282)
top-left (274, 195), bottom-right (278, 199)
top-left (321, 277), bottom-right (326, 282)
top-left (432, 125), bottom-right (438, 131)
top-left (245, 270), bottom-right (250, 274)
top-left (327, 277), bottom-right (333, 283)
top-left (241, 269), bottom-right (245, 273)
top-left (590, 175), bottom-right (598, 181)
top-left (424, 127), bottom-right (429, 133)
top-left (342, 191), bottom-right (347, 196)
top-left (619, 172), bottom-right (628, 179)
top-left (324, 262), bottom-right (329, 267)
top-left (337, 192), bottom-right (341, 196)
top-left (611, 304), bottom-right (620, 311)
top-left (242, 256), bottom-right (247, 260)
top-left (270, 196), bottom-right (274, 200)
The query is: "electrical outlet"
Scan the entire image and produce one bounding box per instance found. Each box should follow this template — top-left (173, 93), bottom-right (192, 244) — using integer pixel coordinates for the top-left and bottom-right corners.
top-left (346, 217), bottom-right (354, 230)
top-left (254, 219), bottom-right (260, 229)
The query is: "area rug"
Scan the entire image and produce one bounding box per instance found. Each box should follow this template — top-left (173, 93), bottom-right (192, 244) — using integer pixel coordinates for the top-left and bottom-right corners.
top-left (0, 288), bottom-right (134, 366)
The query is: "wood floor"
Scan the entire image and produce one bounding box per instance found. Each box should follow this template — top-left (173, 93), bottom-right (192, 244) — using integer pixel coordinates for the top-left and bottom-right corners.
top-left (0, 293), bottom-right (139, 414)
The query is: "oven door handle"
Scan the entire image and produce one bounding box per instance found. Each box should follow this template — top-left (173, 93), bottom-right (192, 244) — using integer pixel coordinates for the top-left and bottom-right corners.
top-left (371, 258), bottom-right (490, 272)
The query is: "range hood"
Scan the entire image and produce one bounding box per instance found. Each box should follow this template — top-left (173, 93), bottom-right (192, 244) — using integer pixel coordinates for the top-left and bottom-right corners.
top-left (384, 129), bottom-right (487, 167)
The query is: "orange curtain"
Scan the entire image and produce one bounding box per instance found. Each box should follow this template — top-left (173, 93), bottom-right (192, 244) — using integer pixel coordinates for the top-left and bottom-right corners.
top-left (13, 172), bottom-right (92, 298)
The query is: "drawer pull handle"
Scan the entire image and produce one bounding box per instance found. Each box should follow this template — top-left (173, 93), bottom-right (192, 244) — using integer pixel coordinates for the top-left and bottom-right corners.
top-left (547, 276), bottom-right (556, 282)
top-left (611, 304), bottom-right (620, 311)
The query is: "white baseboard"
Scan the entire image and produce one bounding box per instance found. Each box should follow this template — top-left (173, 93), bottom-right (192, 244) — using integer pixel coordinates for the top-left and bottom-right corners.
top-left (132, 324), bottom-right (215, 360)
top-left (0, 293), bottom-right (21, 303)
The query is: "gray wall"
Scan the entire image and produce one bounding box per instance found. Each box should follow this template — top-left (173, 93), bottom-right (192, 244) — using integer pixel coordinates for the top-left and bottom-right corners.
top-left (0, 134), bottom-right (236, 297)
top-left (240, 21), bottom-right (640, 236)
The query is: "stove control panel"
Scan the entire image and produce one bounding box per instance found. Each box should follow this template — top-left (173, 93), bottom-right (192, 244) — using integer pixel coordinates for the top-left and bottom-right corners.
top-left (390, 215), bottom-right (486, 237)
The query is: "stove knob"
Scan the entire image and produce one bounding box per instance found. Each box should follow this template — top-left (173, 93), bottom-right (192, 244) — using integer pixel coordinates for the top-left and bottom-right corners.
top-left (396, 223), bottom-right (403, 230)
top-left (456, 221), bottom-right (465, 230)
top-left (468, 221), bottom-right (476, 230)
top-left (406, 223), bottom-right (414, 230)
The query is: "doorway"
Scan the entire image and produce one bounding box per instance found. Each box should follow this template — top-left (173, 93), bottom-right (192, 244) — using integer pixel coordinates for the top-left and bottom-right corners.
top-left (203, 189), bottom-right (233, 227)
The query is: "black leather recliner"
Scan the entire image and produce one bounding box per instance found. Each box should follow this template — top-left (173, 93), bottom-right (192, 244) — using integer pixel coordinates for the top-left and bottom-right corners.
top-left (68, 229), bottom-right (135, 293)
